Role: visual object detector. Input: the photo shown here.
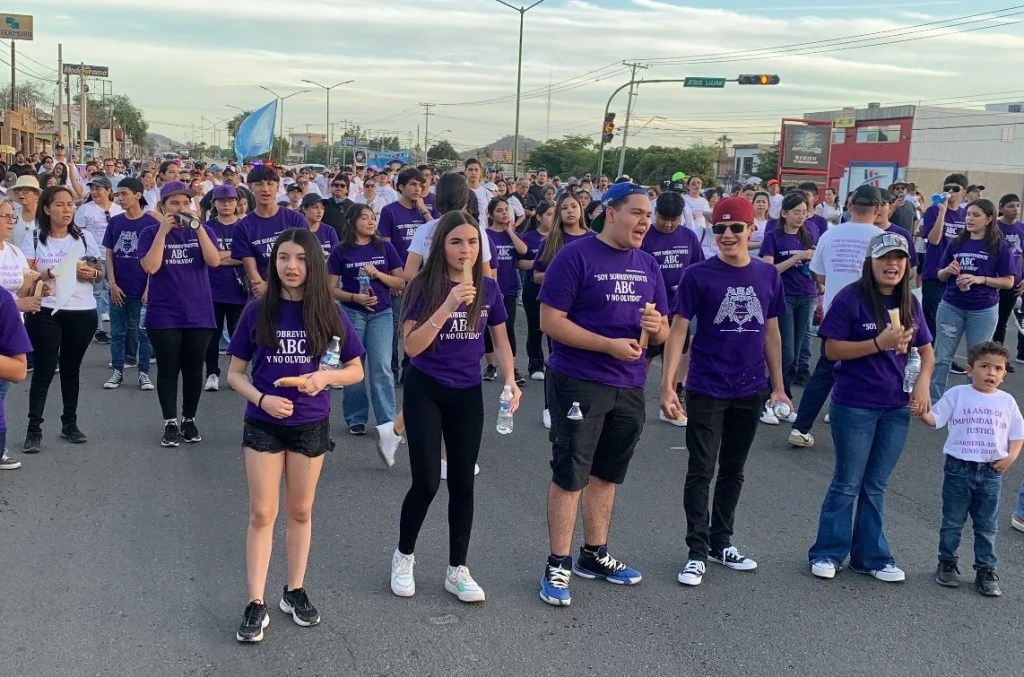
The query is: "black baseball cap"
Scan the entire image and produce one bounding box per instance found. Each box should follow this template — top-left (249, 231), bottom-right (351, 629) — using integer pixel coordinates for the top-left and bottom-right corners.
top-left (116, 177), bottom-right (147, 206)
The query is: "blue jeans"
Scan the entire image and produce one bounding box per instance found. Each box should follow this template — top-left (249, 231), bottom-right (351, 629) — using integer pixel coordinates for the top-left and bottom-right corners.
top-left (1014, 477), bottom-right (1024, 520)
top-left (343, 306), bottom-right (396, 427)
top-left (0, 379), bottom-right (10, 443)
top-left (797, 320), bottom-right (815, 374)
top-left (391, 292), bottom-right (403, 379)
top-left (780, 295), bottom-right (816, 397)
top-left (792, 338), bottom-right (834, 434)
top-left (94, 261), bottom-right (109, 333)
top-left (808, 403), bottom-right (909, 570)
top-left (930, 300), bottom-right (998, 403)
top-left (110, 299), bottom-right (153, 373)
top-left (938, 456), bottom-right (1001, 570)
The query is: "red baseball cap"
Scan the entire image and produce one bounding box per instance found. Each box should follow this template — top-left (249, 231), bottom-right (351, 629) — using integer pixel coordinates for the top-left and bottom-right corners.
top-left (711, 196), bottom-right (755, 225)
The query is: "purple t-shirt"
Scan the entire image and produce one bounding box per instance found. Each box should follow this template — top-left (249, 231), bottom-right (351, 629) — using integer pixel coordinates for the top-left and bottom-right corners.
top-left (998, 220), bottom-right (1024, 284)
top-left (765, 215), bottom-right (824, 239)
top-left (378, 201), bottom-right (438, 264)
top-left (520, 229), bottom-right (546, 262)
top-left (0, 290), bottom-right (32, 430)
top-left (641, 225), bottom-right (704, 295)
top-left (137, 224), bottom-right (217, 330)
top-left (311, 224), bottom-right (339, 259)
top-left (921, 204), bottom-right (966, 280)
top-left (406, 276), bottom-right (507, 388)
top-left (228, 298), bottom-right (365, 426)
top-left (487, 229), bottom-right (520, 296)
top-left (102, 212), bottom-right (158, 300)
top-left (818, 284), bottom-right (932, 410)
top-left (232, 208), bottom-right (309, 280)
top-left (205, 218), bottom-right (248, 306)
top-left (327, 241), bottom-right (404, 314)
top-left (940, 237), bottom-right (1012, 310)
top-left (531, 231), bottom-right (595, 274)
top-left (539, 236), bottom-right (669, 389)
top-left (758, 227), bottom-right (818, 298)
top-left (672, 256), bottom-right (785, 399)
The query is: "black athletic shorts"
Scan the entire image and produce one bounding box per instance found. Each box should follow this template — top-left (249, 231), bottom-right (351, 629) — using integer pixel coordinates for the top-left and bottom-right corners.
top-left (646, 314), bottom-right (692, 360)
top-left (242, 416), bottom-right (333, 458)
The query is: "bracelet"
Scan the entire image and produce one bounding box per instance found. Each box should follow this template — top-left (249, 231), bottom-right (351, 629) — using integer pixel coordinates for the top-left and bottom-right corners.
top-left (429, 319), bottom-right (444, 329)
top-left (873, 337), bottom-right (882, 353)
top-left (257, 394), bottom-right (266, 410)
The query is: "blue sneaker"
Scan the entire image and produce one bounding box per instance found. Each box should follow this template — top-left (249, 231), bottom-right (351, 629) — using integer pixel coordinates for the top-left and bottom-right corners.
top-left (540, 558), bottom-right (573, 606)
top-left (572, 546), bottom-right (642, 585)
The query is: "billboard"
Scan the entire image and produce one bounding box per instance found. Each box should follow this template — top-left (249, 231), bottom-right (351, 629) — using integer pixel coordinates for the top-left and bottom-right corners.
top-left (0, 14), bottom-right (33, 40)
top-left (366, 150), bottom-right (412, 168)
top-left (839, 162), bottom-right (900, 203)
top-left (63, 64), bottom-right (110, 77)
top-left (781, 122), bottom-right (830, 172)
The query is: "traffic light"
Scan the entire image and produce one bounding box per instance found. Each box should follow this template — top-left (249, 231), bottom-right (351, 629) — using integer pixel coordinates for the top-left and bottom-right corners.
top-left (737, 74), bottom-right (780, 85)
top-left (602, 112), bottom-right (616, 144)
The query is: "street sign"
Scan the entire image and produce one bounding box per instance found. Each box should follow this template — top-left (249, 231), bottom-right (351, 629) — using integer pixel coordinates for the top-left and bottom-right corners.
top-left (0, 14), bottom-right (33, 40)
top-left (684, 77), bottom-right (726, 88)
top-left (62, 64), bottom-right (110, 77)
top-left (341, 136), bottom-right (356, 147)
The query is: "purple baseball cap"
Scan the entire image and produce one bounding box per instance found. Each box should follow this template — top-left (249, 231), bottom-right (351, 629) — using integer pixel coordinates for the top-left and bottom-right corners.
top-left (212, 184), bottom-right (238, 201)
top-left (159, 180), bottom-right (193, 202)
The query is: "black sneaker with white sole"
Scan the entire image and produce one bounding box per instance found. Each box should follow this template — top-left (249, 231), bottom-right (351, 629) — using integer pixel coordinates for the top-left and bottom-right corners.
top-left (482, 364), bottom-right (497, 381)
top-left (236, 601), bottom-right (269, 643)
top-left (280, 586), bottom-right (321, 626)
top-left (161, 421), bottom-right (181, 448)
top-left (709, 546), bottom-right (758, 571)
top-left (180, 418), bottom-right (202, 443)
top-left (950, 361), bottom-right (967, 375)
top-left (572, 546), bottom-right (642, 585)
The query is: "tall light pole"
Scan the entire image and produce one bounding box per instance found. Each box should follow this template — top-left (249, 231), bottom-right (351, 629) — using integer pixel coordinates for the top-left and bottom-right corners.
top-left (423, 129), bottom-right (451, 164)
top-left (301, 79), bottom-right (354, 167)
top-left (259, 86), bottom-right (310, 154)
top-left (494, 0), bottom-right (545, 179)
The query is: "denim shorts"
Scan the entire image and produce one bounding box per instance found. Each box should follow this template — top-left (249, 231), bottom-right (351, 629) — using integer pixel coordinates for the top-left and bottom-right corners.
top-left (242, 416), bottom-right (333, 458)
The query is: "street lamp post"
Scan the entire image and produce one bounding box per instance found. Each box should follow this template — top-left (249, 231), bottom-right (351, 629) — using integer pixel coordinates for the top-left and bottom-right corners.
top-left (259, 86), bottom-right (310, 160)
top-left (301, 79), bottom-right (354, 167)
top-left (423, 129), bottom-right (451, 164)
top-left (494, 0), bottom-right (545, 179)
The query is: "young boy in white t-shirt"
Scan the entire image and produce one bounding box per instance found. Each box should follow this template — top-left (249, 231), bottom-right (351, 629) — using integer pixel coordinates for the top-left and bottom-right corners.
top-left (913, 341), bottom-right (1024, 597)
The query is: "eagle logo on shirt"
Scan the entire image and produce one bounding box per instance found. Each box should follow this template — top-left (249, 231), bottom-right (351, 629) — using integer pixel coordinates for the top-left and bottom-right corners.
top-left (713, 286), bottom-right (764, 333)
top-left (113, 230), bottom-right (139, 256)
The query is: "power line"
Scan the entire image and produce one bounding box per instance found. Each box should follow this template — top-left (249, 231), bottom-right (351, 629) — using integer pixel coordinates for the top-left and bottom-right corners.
top-left (0, 40), bottom-right (57, 75)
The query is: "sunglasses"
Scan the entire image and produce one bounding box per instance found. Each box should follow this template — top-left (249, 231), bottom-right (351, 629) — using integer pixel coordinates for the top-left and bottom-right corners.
top-left (711, 223), bottom-right (748, 234)
top-left (331, 182), bottom-right (345, 187)
top-left (943, 185), bottom-right (963, 193)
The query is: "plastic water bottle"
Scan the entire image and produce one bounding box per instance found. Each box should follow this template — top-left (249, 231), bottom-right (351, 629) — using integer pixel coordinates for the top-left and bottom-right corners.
top-left (567, 401), bottom-right (584, 421)
top-left (320, 335), bottom-right (341, 371)
top-left (497, 385), bottom-right (514, 434)
top-left (903, 347), bottom-right (921, 393)
top-left (773, 401), bottom-right (792, 419)
top-left (357, 269), bottom-right (372, 296)
top-left (931, 192), bottom-right (948, 206)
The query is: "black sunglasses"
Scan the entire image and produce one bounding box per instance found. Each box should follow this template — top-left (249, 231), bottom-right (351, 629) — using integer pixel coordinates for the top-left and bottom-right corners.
top-left (943, 185), bottom-right (963, 193)
top-left (331, 182), bottom-right (345, 187)
top-left (711, 223), bottom-right (748, 234)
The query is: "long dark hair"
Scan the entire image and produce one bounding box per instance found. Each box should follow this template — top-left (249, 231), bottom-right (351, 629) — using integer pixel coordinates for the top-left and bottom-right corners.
top-left (339, 203), bottom-right (383, 252)
top-left (52, 161), bottom-right (67, 184)
top-left (37, 186), bottom-right (83, 245)
top-left (780, 191), bottom-right (813, 249)
top-left (255, 228), bottom-right (344, 358)
top-left (487, 195), bottom-right (508, 224)
top-left (522, 200), bottom-right (554, 234)
top-left (858, 253), bottom-right (915, 333)
top-left (539, 192), bottom-right (585, 265)
top-left (952, 198), bottom-right (1003, 254)
top-left (403, 211), bottom-right (485, 330)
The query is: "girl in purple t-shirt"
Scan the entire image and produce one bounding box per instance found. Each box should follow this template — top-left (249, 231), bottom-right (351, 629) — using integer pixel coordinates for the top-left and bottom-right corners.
top-left (226, 228), bottom-right (365, 643)
top-left (992, 194), bottom-right (1024, 360)
top-left (482, 197), bottom-right (529, 385)
top-left (391, 211), bottom-right (521, 605)
top-left (519, 201), bottom-right (554, 379)
top-left (930, 199), bottom-right (1014, 402)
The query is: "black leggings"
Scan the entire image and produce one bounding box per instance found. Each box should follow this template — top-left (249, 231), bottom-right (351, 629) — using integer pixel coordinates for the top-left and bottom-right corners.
top-left (24, 308), bottom-right (97, 434)
top-left (483, 294), bottom-right (517, 357)
top-left (205, 302), bottom-right (245, 376)
top-left (398, 365), bottom-right (483, 566)
top-left (992, 288), bottom-right (1020, 346)
top-left (522, 279), bottom-right (544, 371)
top-left (149, 328), bottom-right (213, 420)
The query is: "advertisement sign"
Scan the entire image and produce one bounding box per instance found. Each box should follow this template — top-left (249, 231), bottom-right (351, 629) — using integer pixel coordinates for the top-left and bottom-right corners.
top-left (366, 150), bottom-right (412, 168)
top-left (341, 136), bottom-right (356, 147)
top-left (353, 149), bottom-right (367, 165)
top-left (840, 162), bottom-right (900, 203)
top-left (781, 123), bottom-right (830, 172)
top-left (62, 64), bottom-right (110, 77)
top-left (0, 14), bottom-right (33, 40)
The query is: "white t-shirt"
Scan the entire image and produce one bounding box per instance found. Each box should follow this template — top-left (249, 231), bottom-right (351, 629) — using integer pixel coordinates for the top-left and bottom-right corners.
top-left (817, 202), bottom-right (842, 225)
top-left (21, 230), bottom-right (101, 311)
top-left (931, 385), bottom-right (1024, 462)
top-left (354, 194), bottom-right (387, 217)
top-left (10, 215), bottom-right (35, 250)
top-left (682, 194), bottom-right (710, 228)
top-left (73, 200), bottom-right (124, 247)
top-left (470, 185), bottom-right (491, 229)
top-left (507, 195), bottom-right (525, 220)
top-left (769, 193), bottom-right (784, 219)
top-left (0, 241), bottom-right (29, 299)
top-left (143, 188), bottom-right (161, 213)
top-left (407, 217), bottom-right (492, 264)
top-left (810, 220), bottom-right (883, 311)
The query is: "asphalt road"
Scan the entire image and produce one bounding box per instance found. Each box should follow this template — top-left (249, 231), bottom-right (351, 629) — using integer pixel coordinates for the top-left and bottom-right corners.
top-left (2, 326), bottom-right (1024, 677)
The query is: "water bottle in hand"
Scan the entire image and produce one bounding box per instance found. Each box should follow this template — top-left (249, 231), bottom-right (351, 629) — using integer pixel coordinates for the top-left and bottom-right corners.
top-left (903, 346), bottom-right (921, 393)
top-left (357, 268), bottom-right (373, 296)
top-left (931, 192), bottom-right (948, 206)
top-left (497, 385), bottom-right (514, 434)
top-left (320, 335), bottom-right (342, 371)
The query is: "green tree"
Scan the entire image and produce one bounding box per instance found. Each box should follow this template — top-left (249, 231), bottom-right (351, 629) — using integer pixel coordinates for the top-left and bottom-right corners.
top-left (0, 82), bottom-right (46, 111)
top-left (527, 135), bottom-right (596, 178)
top-left (753, 144), bottom-right (779, 182)
top-left (108, 95), bottom-right (148, 146)
top-left (428, 139), bottom-right (459, 162)
top-left (367, 135), bottom-right (400, 151)
top-left (303, 144), bottom-right (330, 165)
top-left (226, 111), bottom-right (250, 138)
top-left (628, 145), bottom-right (717, 186)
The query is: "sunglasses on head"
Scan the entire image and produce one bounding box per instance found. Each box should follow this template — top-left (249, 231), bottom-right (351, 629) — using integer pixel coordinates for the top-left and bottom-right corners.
top-left (711, 223), bottom-right (748, 234)
top-left (943, 185), bottom-right (963, 193)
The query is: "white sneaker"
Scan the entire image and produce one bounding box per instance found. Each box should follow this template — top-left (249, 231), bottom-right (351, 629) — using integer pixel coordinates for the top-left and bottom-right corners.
top-left (677, 559), bottom-right (705, 586)
top-left (824, 412), bottom-right (830, 424)
top-left (1011, 514), bottom-right (1024, 533)
top-left (101, 312), bottom-right (110, 322)
top-left (659, 410), bottom-right (687, 427)
top-left (376, 421), bottom-right (402, 468)
top-left (542, 409), bottom-right (551, 429)
top-left (531, 370), bottom-right (544, 381)
top-left (788, 429), bottom-right (815, 448)
top-left (0, 450), bottom-right (21, 470)
top-left (858, 563), bottom-right (905, 583)
top-left (811, 560), bottom-right (837, 579)
top-left (783, 411), bottom-right (797, 424)
top-left (759, 403), bottom-right (779, 425)
top-left (441, 458), bottom-right (480, 480)
top-left (391, 549), bottom-right (415, 597)
top-left (445, 565), bottom-right (486, 602)
top-left (204, 374), bottom-right (219, 392)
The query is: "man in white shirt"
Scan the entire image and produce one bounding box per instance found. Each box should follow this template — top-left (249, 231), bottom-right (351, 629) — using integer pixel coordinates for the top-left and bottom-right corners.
top-left (9, 175), bottom-right (40, 247)
top-left (74, 175), bottom-right (124, 343)
top-left (102, 158), bottom-right (124, 188)
top-left (789, 184), bottom-right (885, 448)
top-left (354, 177), bottom-right (387, 216)
top-left (375, 172), bottom-right (399, 205)
top-left (464, 158), bottom-right (490, 228)
top-left (767, 179), bottom-right (784, 219)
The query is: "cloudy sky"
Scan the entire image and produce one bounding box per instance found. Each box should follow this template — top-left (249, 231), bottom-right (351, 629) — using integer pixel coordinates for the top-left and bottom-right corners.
top-left (9, 0), bottom-right (1024, 152)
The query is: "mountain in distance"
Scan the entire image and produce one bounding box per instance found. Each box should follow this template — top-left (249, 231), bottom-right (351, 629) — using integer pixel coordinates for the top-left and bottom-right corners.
top-left (461, 134), bottom-right (540, 160)
top-left (147, 132), bottom-right (179, 155)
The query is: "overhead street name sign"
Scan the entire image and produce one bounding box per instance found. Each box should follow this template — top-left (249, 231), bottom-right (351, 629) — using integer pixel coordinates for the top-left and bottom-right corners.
top-left (63, 64), bottom-right (110, 77)
top-left (684, 77), bottom-right (726, 88)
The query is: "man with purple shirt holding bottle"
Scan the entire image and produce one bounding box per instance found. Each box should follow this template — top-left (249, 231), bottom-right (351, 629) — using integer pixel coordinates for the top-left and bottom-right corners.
top-left (661, 196), bottom-right (790, 587)
top-left (921, 174), bottom-right (968, 346)
top-left (538, 182), bottom-right (670, 607)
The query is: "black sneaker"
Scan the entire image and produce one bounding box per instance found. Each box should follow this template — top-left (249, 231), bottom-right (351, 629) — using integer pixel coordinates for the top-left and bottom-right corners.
top-left (975, 569), bottom-right (1002, 597)
top-left (180, 418), bottom-right (202, 443)
top-left (793, 368), bottom-right (810, 387)
top-left (94, 330), bottom-right (111, 344)
top-left (514, 369), bottom-right (526, 386)
top-left (950, 361), bottom-right (967, 375)
top-left (161, 421), bottom-right (181, 448)
top-left (572, 546), bottom-right (642, 585)
top-left (59, 424), bottom-right (87, 444)
top-left (23, 432), bottom-right (42, 454)
top-left (1007, 362), bottom-right (1016, 374)
top-left (348, 424), bottom-right (366, 436)
top-left (935, 560), bottom-right (960, 587)
top-left (482, 364), bottom-right (497, 381)
top-left (279, 586), bottom-right (321, 627)
top-left (236, 600), bottom-right (269, 643)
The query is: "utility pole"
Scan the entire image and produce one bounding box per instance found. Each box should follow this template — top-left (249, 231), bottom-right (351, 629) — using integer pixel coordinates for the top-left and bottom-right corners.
top-left (617, 61), bottom-right (648, 178)
top-left (79, 63), bottom-right (86, 162)
top-left (420, 103), bottom-right (434, 166)
top-left (715, 134), bottom-right (732, 180)
top-left (56, 44), bottom-right (63, 145)
top-left (10, 41), bottom-right (15, 113)
top-left (545, 66), bottom-right (552, 140)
